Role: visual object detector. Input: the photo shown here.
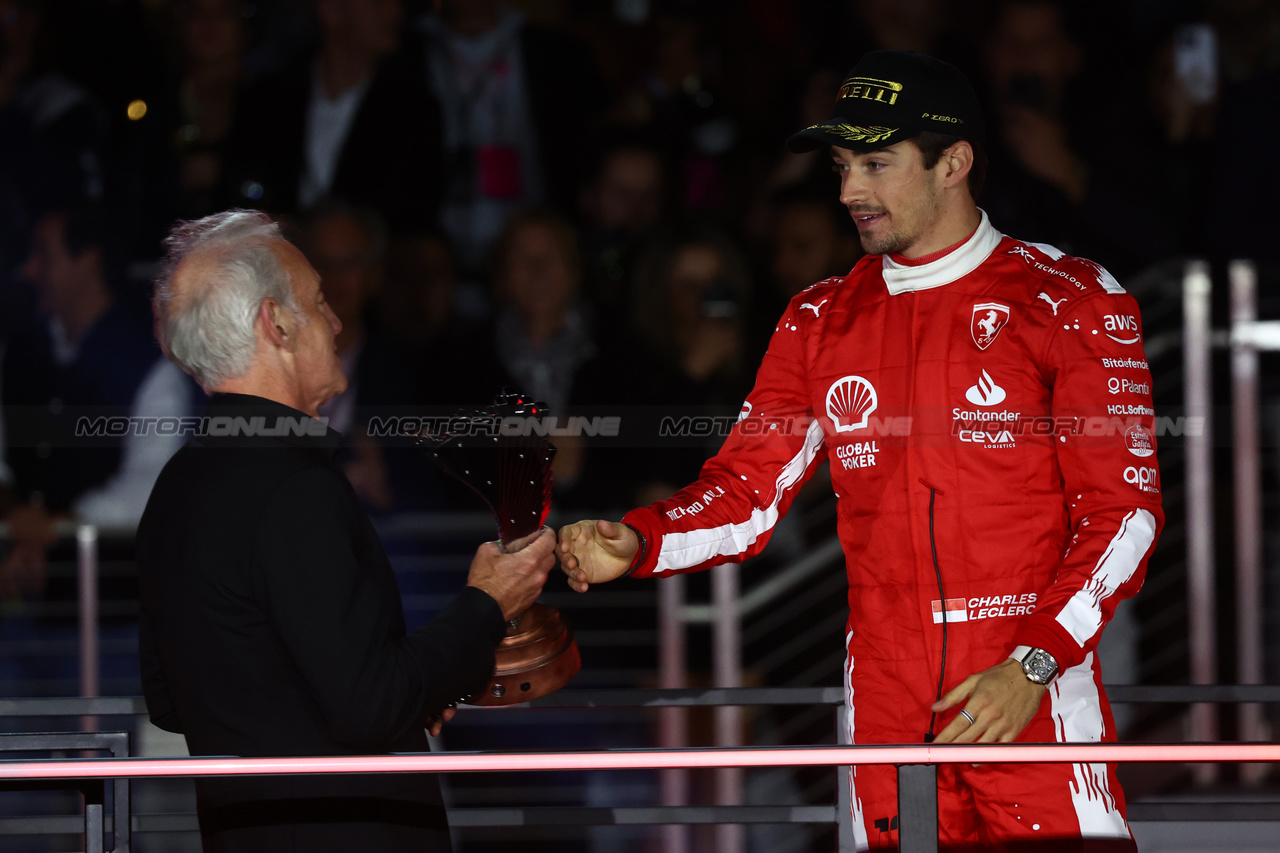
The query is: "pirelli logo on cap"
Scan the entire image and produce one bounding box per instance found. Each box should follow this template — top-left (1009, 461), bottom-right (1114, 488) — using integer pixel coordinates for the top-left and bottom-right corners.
top-left (838, 77), bottom-right (903, 105)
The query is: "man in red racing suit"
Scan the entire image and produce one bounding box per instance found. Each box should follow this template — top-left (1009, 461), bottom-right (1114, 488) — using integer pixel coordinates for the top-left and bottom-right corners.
top-left (558, 51), bottom-right (1161, 850)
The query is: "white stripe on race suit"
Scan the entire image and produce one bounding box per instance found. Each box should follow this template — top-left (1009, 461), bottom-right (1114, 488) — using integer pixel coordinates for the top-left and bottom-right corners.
top-left (843, 633), bottom-right (871, 852)
top-left (1027, 240), bottom-right (1066, 261)
top-left (1096, 268), bottom-right (1124, 294)
top-left (653, 418), bottom-right (826, 573)
top-left (1050, 653), bottom-right (1132, 839)
top-left (1055, 509), bottom-right (1157, 648)
top-left (1025, 240), bottom-right (1124, 293)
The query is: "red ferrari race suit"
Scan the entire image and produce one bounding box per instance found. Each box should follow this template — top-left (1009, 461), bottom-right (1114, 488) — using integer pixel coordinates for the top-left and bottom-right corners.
top-left (622, 212), bottom-right (1163, 850)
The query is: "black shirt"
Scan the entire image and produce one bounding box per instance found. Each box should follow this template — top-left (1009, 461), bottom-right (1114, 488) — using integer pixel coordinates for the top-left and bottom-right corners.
top-left (137, 392), bottom-right (504, 850)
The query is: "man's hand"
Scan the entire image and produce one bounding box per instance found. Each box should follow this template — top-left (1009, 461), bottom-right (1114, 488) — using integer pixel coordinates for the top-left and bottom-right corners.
top-left (931, 659), bottom-right (1047, 744)
top-left (426, 705), bottom-right (457, 738)
top-left (465, 527), bottom-right (557, 621)
top-left (557, 519), bottom-right (638, 593)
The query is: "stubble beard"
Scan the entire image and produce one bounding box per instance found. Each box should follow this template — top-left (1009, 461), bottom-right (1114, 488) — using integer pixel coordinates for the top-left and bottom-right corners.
top-left (857, 175), bottom-right (943, 257)
top-left (859, 227), bottom-right (911, 256)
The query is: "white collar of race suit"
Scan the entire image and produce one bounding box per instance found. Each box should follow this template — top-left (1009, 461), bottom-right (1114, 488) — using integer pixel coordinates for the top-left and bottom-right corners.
top-left (880, 209), bottom-right (1004, 295)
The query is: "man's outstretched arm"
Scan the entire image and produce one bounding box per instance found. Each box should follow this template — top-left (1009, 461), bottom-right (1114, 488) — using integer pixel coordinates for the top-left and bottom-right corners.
top-left (559, 294), bottom-right (829, 590)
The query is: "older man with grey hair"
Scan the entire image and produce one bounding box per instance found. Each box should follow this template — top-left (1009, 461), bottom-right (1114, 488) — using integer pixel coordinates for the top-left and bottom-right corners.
top-left (137, 209), bottom-right (556, 852)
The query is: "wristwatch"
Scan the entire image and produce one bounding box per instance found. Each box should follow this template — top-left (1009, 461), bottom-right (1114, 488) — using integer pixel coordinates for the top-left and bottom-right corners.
top-left (1010, 645), bottom-right (1059, 685)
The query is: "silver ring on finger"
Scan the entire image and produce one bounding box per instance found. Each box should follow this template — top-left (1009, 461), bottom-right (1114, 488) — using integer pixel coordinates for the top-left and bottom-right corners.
top-left (959, 709), bottom-right (976, 726)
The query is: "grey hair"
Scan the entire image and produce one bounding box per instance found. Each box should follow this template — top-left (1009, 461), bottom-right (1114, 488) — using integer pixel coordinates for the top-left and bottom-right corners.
top-left (153, 209), bottom-right (304, 391)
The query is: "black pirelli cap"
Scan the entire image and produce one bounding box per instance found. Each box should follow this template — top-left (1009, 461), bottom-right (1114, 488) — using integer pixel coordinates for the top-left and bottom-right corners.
top-left (787, 50), bottom-right (985, 153)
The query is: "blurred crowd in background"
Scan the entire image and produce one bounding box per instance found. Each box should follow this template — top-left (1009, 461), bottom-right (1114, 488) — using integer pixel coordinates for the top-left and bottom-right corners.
top-left (1, 0), bottom-right (1278, 556)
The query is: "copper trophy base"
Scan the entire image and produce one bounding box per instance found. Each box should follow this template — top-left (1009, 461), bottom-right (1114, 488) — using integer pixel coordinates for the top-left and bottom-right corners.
top-left (468, 602), bottom-right (580, 706)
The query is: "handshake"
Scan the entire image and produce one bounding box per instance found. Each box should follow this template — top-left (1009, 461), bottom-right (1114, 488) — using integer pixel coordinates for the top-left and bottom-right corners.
top-left (463, 519), bottom-right (638, 619)
top-left (428, 518), bottom-right (629, 724)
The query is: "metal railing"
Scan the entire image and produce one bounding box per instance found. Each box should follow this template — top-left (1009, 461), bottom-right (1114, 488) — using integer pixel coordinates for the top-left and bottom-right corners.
top-left (5, 686), bottom-right (1280, 851)
top-left (4, 733), bottom-right (1280, 853)
top-left (0, 729), bottom-right (130, 853)
top-left (1183, 258), bottom-right (1278, 779)
top-left (655, 538), bottom-right (847, 853)
top-left (1182, 260), bottom-right (1217, 769)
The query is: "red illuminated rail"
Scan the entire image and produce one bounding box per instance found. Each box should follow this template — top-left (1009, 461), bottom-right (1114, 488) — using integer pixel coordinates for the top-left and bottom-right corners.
top-left (1, 741), bottom-right (1278, 781)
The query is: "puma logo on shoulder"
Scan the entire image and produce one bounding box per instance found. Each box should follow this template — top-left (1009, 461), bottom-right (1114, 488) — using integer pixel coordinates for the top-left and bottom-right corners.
top-left (1037, 292), bottom-right (1068, 316)
top-left (800, 299), bottom-right (828, 317)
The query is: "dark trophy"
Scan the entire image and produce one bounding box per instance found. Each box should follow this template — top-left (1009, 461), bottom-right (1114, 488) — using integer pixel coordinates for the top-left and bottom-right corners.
top-left (417, 391), bottom-right (580, 706)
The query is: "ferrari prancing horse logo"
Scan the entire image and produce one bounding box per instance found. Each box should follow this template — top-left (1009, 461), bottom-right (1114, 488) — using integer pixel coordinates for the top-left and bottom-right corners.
top-left (971, 302), bottom-right (1010, 350)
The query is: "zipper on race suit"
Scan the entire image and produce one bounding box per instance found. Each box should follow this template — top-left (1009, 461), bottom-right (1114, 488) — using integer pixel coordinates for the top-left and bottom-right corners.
top-left (920, 479), bottom-right (947, 743)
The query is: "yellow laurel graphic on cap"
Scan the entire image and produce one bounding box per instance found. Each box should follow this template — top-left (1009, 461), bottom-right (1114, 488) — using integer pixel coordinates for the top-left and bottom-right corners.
top-left (814, 124), bottom-right (898, 145)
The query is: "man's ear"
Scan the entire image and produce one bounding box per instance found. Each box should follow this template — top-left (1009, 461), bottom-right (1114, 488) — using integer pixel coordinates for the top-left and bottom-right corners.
top-left (941, 141), bottom-right (974, 191)
top-left (258, 298), bottom-right (292, 349)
